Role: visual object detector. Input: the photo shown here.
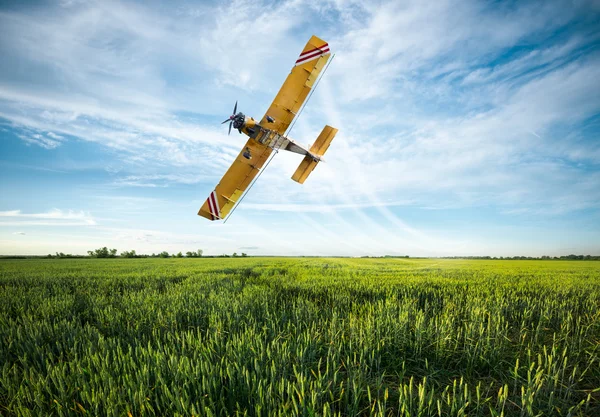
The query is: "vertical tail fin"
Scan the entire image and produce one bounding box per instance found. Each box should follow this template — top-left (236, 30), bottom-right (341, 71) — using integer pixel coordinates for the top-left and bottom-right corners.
top-left (292, 125), bottom-right (338, 184)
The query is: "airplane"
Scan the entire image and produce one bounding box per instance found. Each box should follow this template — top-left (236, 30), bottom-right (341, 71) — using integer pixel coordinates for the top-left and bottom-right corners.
top-left (198, 35), bottom-right (338, 221)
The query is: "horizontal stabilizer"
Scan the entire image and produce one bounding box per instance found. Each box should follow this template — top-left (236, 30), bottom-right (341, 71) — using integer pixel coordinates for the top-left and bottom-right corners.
top-left (309, 125), bottom-right (337, 156)
top-left (292, 125), bottom-right (337, 184)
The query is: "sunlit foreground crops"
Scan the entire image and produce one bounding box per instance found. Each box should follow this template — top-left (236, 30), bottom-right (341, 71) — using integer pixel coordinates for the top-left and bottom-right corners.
top-left (1, 258), bottom-right (599, 416)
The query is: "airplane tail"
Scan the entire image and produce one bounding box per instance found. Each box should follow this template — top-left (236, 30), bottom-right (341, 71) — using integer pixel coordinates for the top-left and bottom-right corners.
top-left (291, 125), bottom-right (338, 184)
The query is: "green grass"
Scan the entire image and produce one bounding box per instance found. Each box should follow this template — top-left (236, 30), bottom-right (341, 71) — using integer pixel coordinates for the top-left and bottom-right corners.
top-left (1, 258), bottom-right (599, 416)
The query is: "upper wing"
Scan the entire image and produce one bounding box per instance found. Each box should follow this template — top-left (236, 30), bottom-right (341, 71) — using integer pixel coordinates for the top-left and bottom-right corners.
top-left (198, 139), bottom-right (273, 221)
top-left (259, 35), bottom-right (332, 134)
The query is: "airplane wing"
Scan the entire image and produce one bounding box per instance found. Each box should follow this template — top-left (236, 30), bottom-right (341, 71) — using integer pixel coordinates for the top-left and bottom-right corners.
top-left (199, 35), bottom-right (331, 221)
top-left (198, 139), bottom-right (273, 221)
top-left (259, 35), bottom-right (332, 135)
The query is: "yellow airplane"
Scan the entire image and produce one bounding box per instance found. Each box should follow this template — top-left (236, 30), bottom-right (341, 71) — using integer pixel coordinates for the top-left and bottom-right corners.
top-left (198, 35), bottom-right (338, 221)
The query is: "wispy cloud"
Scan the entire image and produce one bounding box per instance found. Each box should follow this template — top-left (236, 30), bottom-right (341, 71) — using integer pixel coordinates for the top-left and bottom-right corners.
top-left (244, 200), bottom-right (417, 213)
top-left (0, 0), bottom-right (320, 168)
top-left (17, 131), bottom-right (65, 149)
top-left (0, 209), bottom-right (96, 226)
top-left (112, 173), bottom-right (205, 188)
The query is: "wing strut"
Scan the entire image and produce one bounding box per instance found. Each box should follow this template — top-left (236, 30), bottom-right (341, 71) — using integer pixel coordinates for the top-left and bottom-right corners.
top-left (223, 149), bottom-right (279, 224)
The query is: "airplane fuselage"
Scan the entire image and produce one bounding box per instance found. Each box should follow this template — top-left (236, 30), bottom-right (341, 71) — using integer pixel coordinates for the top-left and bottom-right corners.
top-left (236, 113), bottom-right (321, 161)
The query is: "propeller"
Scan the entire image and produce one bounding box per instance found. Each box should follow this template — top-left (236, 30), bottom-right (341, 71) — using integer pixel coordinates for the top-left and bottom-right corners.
top-left (221, 101), bottom-right (238, 135)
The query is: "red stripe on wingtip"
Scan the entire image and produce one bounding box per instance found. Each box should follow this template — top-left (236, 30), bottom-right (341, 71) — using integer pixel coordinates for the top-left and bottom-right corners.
top-left (207, 196), bottom-right (216, 218)
top-left (295, 47), bottom-right (330, 65)
top-left (298, 43), bottom-right (329, 59)
top-left (210, 192), bottom-right (220, 219)
top-left (297, 48), bottom-right (330, 62)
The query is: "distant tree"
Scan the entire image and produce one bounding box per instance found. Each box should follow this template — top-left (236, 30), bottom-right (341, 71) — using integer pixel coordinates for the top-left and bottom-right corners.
top-left (197, 249), bottom-right (203, 257)
top-left (121, 250), bottom-right (137, 258)
top-left (241, 253), bottom-right (247, 257)
top-left (159, 251), bottom-right (170, 258)
top-left (185, 251), bottom-right (194, 258)
top-left (232, 252), bottom-right (238, 257)
top-left (176, 252), bottom-right (183, 258)
top-left (88, 247), bottom-right (117, 258)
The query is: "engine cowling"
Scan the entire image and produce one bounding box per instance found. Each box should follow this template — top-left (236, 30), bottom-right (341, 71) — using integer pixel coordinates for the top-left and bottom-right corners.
top-left (232, 112), bottom-right (246, 130)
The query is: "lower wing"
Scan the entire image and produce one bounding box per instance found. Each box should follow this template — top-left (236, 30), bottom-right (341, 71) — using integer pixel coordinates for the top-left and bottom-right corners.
top-left (198, 139), bottom-right (273, 221)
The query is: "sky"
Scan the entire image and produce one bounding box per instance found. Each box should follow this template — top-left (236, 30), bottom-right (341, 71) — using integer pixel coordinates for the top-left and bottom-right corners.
top-left (0, 0), bottom-right (599, 257)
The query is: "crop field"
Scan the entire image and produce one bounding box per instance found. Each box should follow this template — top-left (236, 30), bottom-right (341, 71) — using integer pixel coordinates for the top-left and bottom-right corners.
top-left (1, 258), bottom-right (599, 416)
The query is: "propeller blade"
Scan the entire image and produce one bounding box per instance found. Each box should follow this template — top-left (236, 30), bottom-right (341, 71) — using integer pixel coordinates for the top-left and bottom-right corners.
top-left (233, 100), bottom-right (237, 115)
top-left (221, 118), bottom-right (231, 124)
top-left (228, 120), bottom-right (232, 135)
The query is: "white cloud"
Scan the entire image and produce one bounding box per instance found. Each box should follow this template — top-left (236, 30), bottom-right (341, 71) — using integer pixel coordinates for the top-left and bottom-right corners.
top-left (328, 0), bottom-right (579, 102)
top-left (243, 200), bottom-right (417, 213)
top-left (0, 209), bottom-right (96, 226)
top-left (46, 131), bottom-right (64, 140)
top-left (17, 132), bottom-right (63, 149)
top-left (111, 173), bottom-right (207, 187)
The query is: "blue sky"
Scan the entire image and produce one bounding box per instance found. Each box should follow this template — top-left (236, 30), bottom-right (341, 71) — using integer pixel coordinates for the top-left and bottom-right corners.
top-left (1, 0), bottom-right (599, 256)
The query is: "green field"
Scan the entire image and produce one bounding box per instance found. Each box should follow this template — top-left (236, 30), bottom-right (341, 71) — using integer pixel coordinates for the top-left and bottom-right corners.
top-left (1, 258), bottom-right (599, 416)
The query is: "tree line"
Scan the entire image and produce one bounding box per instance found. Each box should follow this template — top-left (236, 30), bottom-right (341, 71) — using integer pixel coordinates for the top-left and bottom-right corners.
top-left (73, 247), bottom-right (248, 259)
top-left (2, 251), bottom-right (597, 260)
